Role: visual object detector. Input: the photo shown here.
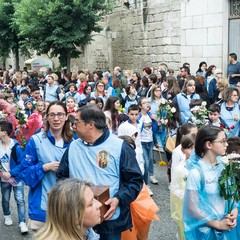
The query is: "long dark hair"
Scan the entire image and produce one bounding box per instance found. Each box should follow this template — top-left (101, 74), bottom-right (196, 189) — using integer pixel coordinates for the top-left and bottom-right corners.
top-left (195, 125), bottom-right (224, 157)
top-left (205, 65), bottom-right (216, 78)
top-left (196, 61), bottom-right (207, 73)
top-left (175, 122), bottom-right (196, 147)
top-left (104, 96), bottom-right (119, 131)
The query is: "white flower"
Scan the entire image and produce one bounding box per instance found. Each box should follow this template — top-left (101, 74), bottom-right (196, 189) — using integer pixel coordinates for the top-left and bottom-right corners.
top-left (33, 101), bottom-right (36, 105)
top-left (160, 99), bottom-right (166, 105)
top-left (191, 116), bottom-right (196, 121)
top-left (201, 101), bottom-right (207, 106)
top-left (171, 107), bottom-right (176, 113)
top-left (227, 153), bottom-right (240, 160)
top-left (24, 114), bottom-right (28, 119)
top-left (21, 110), bottom-right (25, 114)
top-left (221, 156), bottom-right (229, 165)
top-left (191, 106), bottom-right (200, 112)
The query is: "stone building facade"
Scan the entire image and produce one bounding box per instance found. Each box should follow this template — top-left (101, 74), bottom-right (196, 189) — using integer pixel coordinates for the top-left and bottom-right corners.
top-left (71, 0), bottom-right (239, 74)
top-left (5, 0), bottom-right (240, 74)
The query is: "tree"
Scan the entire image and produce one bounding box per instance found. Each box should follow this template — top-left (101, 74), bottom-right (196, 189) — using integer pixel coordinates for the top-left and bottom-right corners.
top-left (15, 0), bottom-right (113, 72)
top-left (0, 0), bottom-right (22, 70)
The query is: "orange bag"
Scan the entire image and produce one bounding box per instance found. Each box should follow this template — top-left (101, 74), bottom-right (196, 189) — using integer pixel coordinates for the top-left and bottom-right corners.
top-left (122, 184), bottom-right (159, 240)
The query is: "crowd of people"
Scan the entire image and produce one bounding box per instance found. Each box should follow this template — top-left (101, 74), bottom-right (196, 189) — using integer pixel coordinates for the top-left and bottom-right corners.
top-left (0, 52), bottom-right (240, 239)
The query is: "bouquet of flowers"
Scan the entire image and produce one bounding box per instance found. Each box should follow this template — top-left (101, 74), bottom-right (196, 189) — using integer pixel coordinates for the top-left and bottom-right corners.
top-left (190, 101), bottom-right (209, 128)
top-left (156, 99), bottom-right (176, 125)
top-left (219, 154), bottom-right (240, 214)
top-left (15, 108), bottom-right (28, 149)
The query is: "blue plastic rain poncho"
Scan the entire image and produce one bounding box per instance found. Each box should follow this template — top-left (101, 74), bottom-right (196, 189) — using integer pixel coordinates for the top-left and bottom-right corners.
top-left (183, 153), bottom-right (229, 240)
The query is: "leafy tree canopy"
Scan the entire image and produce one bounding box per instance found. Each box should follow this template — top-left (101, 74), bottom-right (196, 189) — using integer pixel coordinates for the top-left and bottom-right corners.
top-left (15, 0), bottom-right (112, 69)
top-left (0, 0), bottom-right (19, 60)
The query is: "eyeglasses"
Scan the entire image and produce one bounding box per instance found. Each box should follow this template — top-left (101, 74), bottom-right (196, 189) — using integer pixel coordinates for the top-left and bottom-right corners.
top-left (213, 139), bottom-right (228, 145)
top-left (73, 119), bottom-right (84, 125)
top-left (47, 112), bottom-right (66, 119)
top-left (154, 89), bottom-right (161, 92)
top-left (216, 72), bottom-right (223, 74)
top-left (97, 84), bottom-right (104, 87)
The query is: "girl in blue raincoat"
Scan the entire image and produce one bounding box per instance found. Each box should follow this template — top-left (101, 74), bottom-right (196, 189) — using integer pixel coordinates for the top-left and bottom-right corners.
top-left (183, 125), bottom-right (238, 240)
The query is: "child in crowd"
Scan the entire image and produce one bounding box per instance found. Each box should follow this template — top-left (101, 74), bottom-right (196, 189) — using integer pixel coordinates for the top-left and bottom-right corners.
top-left (17, 89), bottom-right (30, 110)
top-left (5, 92), bottom-right (14, 104)
top-left (138, 97), bottom-right (156, 195)
top-left (23, 100), bottom-right (45, 141)
top-left (24, 98), bottom-right (34, 118)
top-left (123, 84), bottom-right (139, 113)
top-left (0, 121), bottom-right (28, 234)
top-left (96, 97), bottom-right (104, 110)
top-left (208, 103), bottom-right (227, 128)
top-left (31, 86), bottom-right (42, 101)
top-left (118, 104), bottom-right (144, 175)
top-left (66, 96), bottom-right (78, 117)
top-left (171, 123), bottom-right (198, 177)
top-left (170, 133), bottom-right (196, 240)
top-left (183, 125), bottom-right (238, 239)
top-left (61, 83), bottom-right (81, 103)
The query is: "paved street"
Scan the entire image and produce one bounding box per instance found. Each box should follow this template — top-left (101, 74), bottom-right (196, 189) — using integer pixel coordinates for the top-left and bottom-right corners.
top-left (0, 152), bottom-right (177, 240)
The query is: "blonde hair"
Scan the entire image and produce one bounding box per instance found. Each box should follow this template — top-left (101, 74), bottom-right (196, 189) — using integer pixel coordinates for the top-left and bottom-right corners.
top-left (124, 70), bottom-right (133, 78)
top-left (33, 179), bottom-right (90, 240)
top-left (182, 78), bottom-right (196, 94)
top-left (71, 72), bottom-right (78, 80)
top-left (66, 96), bottom-right (76, 103)
top-left (217, 77), bottom-right (228, 92)
top-left (79, 73), bottom-right (87, 82)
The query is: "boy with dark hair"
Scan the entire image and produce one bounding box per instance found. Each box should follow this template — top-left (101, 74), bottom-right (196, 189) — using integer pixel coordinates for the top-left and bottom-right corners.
top-left (118, 104), bottom-right (146, 188)
top-left (17, 89), bottom-right (30, 110)
top-left (208, 103), bottom-right (227, 128)
top-left (0, 121), bottom-right (28, 234)
top-left (31, 85), bottom-right (42, 101)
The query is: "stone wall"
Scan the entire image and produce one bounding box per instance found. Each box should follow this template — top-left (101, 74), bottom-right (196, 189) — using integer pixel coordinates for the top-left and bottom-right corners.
top-left (4, 0), bottom-right (230, 73)
top-left (181, 0), bottom-right (228, 74)
top-left (70, 0), bottom-right (182, 72)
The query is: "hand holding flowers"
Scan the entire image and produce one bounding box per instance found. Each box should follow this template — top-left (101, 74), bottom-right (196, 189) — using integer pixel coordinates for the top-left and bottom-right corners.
top-left (219, 154), bottom-right (240, 215)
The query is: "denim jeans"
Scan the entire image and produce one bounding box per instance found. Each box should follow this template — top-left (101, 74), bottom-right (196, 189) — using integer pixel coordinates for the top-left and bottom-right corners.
top-left (141, 141), bottom-right (154, 185)
top-left (153, 130), bottom-right (167, 149)
top-left (1, 180), bottom-right (26, 222)
top-left (100, 233), bottom-right (121, 240)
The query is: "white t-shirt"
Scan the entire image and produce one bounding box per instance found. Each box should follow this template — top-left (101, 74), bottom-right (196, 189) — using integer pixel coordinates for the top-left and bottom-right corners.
top-left (139, 114), bottom-right (153, 142)
top-left (0, 139), bottom-right (15, 182)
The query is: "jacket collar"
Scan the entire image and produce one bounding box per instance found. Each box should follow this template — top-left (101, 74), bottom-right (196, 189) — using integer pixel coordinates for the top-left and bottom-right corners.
top-left (46, 130), bottom-right (71, 148)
